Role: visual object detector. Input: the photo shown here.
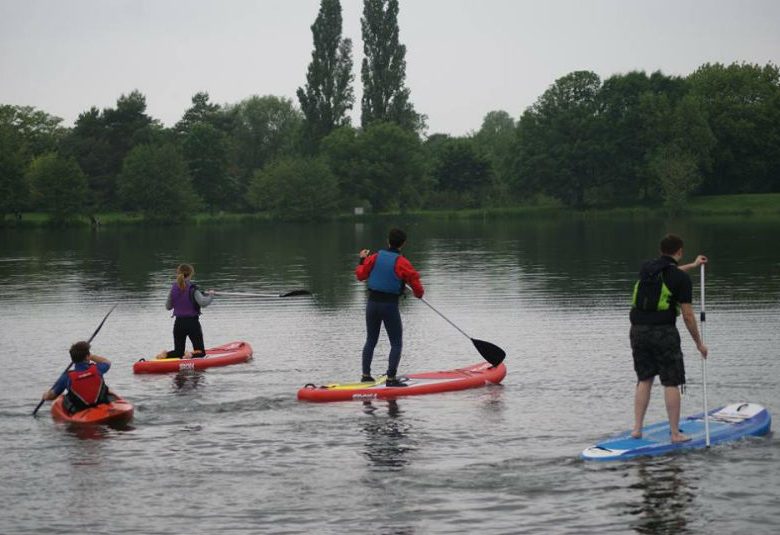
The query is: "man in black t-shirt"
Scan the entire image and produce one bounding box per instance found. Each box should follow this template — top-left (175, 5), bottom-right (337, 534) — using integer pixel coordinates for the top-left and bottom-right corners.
top-left (629, 234), bottom-right (708, 443)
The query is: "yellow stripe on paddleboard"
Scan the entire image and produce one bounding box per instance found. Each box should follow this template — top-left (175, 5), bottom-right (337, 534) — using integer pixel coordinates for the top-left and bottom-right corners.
top-left (324, 376), bottom-right (387, 390)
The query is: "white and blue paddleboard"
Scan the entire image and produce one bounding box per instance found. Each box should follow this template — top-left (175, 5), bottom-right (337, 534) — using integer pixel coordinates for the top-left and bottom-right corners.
top-left (581, 403), bottom-right (771, 461)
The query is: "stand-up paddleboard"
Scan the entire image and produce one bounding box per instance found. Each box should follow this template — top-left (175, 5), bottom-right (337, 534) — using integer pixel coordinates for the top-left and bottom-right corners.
top-left (133, 341), bottom-right (253, 374)
top-left (581, 403), bottom-right (771, 461)
top-left (51, 395), bottom-right (134, 425)
top-left (297, 362), bottom-right (506, 402)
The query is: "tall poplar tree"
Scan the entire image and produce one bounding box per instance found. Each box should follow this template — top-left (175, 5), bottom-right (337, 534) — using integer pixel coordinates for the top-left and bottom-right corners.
top-left (297, 0), bottom-right (354, 152)
top-left (360, 0), bottom-right (423, 131)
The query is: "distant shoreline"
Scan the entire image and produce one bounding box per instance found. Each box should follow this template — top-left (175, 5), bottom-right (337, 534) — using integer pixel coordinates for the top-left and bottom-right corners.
top-left (3, 193), bottom-right (779, 228)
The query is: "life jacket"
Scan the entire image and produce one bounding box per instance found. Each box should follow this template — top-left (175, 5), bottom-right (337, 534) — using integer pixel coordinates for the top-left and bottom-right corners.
top-left (170, 281), bottom-right (200, 317)
top-left (66, 363), bottom-right (108, 411)
top-left (367, 250), bottom-right (404, 295)
top-left (631, 257), bottom-right (680, 320)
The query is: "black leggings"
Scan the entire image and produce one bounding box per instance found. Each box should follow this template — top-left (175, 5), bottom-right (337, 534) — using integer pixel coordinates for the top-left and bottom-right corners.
top-left (167, 316), bottom-right (205, 358)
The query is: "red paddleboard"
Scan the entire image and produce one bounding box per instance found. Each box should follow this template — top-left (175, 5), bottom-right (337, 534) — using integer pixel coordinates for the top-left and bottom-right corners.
top-left (51, 395), bottom-right (134, 425)
top-left (297, 362), bottom-right (506, 402)
top-left (132, 341), bottom-right (253, 374)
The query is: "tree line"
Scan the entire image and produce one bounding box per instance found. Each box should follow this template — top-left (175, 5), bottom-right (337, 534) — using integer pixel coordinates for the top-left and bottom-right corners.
top-left (1, 0), bottom-right (779, 224)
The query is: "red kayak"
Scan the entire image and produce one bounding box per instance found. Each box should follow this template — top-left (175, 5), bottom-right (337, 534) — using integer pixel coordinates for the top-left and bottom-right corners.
top-left (51, 395), bottom-right (134, 425)
top-left (298, 362), bottom-right (507, 402)
top-left (132, 341), bottom-right (253, 374)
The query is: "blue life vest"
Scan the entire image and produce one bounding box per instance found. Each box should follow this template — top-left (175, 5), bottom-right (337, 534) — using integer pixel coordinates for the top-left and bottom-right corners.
top-left (367, 250), bottom-right (403, 295)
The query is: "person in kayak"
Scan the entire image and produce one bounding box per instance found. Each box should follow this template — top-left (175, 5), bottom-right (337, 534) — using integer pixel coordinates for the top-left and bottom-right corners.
top-left (155, 263), bottom-right (214, 359)
top-left (629, 234), bottom-right (708, 443)
top-left (41, 341), bottom-right (113, 414)
top-left (356, 228), bottom-right (424, 387)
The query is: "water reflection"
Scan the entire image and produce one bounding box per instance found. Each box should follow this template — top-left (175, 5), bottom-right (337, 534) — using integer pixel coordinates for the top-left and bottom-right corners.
top-left (172, 370), bottom-right (206, 392)
top-left (624, 460), bottom-right (695, 534)
top-left (361, 400), bottom-right (414, 471)
top-left (63, 421), bottom-right (134, 442)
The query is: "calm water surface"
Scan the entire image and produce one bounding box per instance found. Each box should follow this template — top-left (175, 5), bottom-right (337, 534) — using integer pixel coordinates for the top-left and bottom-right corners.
top-left (1, 216), bottom-right (778, 534)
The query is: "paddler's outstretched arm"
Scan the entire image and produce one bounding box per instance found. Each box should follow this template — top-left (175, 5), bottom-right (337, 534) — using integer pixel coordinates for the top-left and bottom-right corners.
top-left (679, 255), bottom-right (707, 272)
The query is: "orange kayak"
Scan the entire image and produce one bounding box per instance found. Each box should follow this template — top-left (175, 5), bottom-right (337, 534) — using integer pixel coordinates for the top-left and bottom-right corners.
top-left (51, 395), bottom-right (134, 425)
top-left (132, 341), bottom-right (253, 374)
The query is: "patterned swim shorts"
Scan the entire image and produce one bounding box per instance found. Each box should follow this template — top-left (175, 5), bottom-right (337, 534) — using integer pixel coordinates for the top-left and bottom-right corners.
top-left (629, 324), bottom-right (685, 387)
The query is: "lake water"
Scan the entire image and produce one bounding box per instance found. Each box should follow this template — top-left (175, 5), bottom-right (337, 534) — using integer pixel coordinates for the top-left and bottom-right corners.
top-left (1, 216), bottom-right (778, 534)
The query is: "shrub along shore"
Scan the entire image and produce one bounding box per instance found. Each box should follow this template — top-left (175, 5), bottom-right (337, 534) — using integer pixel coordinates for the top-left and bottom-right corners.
top-left (3, 193), bottom-right (779, 229)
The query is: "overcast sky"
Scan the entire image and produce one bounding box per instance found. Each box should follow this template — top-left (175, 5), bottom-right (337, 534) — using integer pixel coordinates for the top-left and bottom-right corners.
top-left (1, 0), bottom-right (778, 135)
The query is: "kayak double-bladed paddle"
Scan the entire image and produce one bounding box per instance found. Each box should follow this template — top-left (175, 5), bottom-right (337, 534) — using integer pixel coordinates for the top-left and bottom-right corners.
top-left (418, 296), bottom-right (506, 366)
top-left (212, 289), bottom-right (311, 298)
top-left (32, 304), bottom-right (118, 417)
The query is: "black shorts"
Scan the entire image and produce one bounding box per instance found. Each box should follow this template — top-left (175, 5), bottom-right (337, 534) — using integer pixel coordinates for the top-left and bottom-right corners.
top-left (629, 324), bottom-right (685, 387)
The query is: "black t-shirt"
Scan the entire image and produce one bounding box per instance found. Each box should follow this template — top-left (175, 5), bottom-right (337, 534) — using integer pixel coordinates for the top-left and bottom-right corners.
top-left (630, 255), bottom-right (693, 325)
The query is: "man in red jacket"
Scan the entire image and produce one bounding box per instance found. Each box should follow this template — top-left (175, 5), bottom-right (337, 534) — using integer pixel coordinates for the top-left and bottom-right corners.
top-left (356, 228), bottom-right (424, 387)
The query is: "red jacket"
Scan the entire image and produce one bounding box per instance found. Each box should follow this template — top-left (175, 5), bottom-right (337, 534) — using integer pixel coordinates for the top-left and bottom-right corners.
top-left (356, 252), bottom-right (424, 298)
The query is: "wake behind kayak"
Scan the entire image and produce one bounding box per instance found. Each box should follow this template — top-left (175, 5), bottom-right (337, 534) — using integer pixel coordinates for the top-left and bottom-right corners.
top-left (297, 362), bottom-right (506, 402)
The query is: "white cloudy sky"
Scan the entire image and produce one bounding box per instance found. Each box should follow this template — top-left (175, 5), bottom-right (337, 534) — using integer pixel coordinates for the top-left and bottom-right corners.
top-left (1, 0), bottom-right (778, 135)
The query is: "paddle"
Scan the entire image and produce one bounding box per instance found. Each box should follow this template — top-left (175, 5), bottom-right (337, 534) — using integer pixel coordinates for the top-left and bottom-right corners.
top-left (32, 304), bottom-right (118, 417)
top-left (700, 264), bottom-right (711, 447)
top-left (212, 289), bottom-right (311, 298)
top-left (417, 296), bottom-right (506, 366)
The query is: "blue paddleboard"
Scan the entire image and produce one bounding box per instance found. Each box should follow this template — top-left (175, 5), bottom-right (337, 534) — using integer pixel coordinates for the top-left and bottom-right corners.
top-left (581, 402), bottom-right (771, 461)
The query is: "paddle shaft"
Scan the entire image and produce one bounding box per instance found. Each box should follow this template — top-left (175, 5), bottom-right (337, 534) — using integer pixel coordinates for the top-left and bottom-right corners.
top-left (32, 304), bottom-right (117, 417)
top-left (701, 264), bottom-right (710, 447)
top-left (213, 290), bottom-right (310, 298)
top-left (419, 296), bottom-right (472, 341)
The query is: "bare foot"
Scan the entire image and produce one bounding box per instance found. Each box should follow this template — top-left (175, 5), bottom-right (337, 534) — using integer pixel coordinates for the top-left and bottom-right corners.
top-left (630, 431), bottom-right (643, 439)
top-left (671, 433), bottom-right (692, 443)
top-left (154, 350), bottom-right (168, 360)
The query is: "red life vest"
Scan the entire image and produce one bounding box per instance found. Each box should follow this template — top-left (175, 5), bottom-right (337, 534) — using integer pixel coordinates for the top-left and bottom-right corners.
top-left (67, 364), bottom-right (106, 406)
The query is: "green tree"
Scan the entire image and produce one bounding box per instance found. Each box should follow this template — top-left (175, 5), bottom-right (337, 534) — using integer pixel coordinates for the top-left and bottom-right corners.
top-left (472, 110), bottom-right (516, 196)
top-left (118, 144), bottom-right (199, 222)
top-left (361, 121), bottom-right (426, 210)
top-left (320, 125), bottom-right (362, 207)
top-left (0, 104), bottom-right (65, 157)
top-left (515, 71), bottom-right (605, 207)
top-left (428, 137), bottom-right (493, 208)
top-left (297, 0), bottom-right (354, 152)
top-left (0, 123), bottom-right (28, 219)
top-left (26, 153), bottom-right (88, 223)
top-left (175, 92), bottom-right (223, 134)
top-left (322, 121), bottom-right (426, 211)
top-left (228, 95), bottom-right (303, 185)
top-left (689, 62), bottom-right (780, 194)
top-left (647, 95), bottom-right (715, 211)
top-left (61, 90), bottom-right (160, 209)
top-left (182, 123), bottom-right (236, 212)
top-left (247, 156), bottom-right (339, 221)
top-left (360, 0), bottom-right (424, 131)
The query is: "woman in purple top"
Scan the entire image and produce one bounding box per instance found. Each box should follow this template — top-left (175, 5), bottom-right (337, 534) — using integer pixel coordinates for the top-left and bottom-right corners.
top-left (155, 264), bottom-right (214, 359)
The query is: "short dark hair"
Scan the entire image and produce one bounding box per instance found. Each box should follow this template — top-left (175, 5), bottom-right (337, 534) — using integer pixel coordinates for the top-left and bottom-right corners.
top-left (388, 228), bottom-right (407, 248)
top-left (70, 341), bottom-right (91, 363)
top-left (660, 234), bottom-right (684, 256)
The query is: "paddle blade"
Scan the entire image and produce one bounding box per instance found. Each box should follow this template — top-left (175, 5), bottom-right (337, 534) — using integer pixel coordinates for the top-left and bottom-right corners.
top-left (279, 290), bottom-right (311, 297)
top-left (472, 338), bottom-right (506, 366)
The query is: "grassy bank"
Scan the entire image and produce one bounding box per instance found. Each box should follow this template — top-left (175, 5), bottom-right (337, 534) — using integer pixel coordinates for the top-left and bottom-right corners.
top-left (3, 193), bottom-right (779, 228)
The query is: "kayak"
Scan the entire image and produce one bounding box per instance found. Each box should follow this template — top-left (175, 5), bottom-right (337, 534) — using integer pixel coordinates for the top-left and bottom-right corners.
top-left (132, 341), bottom-right (253, 374)
top-left (581, 402), bottom-right (771, 461)
top-left (51, 395), bottom-right (134, 425)
top-left (297, 361), bottom-right (507, 402)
